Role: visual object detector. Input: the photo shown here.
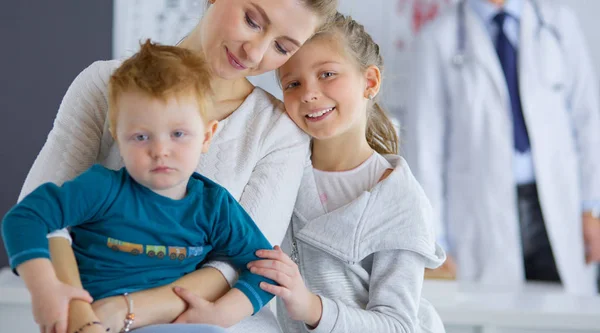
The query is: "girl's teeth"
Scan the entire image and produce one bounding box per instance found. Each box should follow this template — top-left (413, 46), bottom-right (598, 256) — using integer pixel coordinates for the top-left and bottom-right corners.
top-left (307, 107), bottom-right (334, 118)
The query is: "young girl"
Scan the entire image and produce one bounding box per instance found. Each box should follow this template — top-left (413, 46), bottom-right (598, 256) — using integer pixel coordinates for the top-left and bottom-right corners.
top-left (246, 13), bottom-right (446, 332)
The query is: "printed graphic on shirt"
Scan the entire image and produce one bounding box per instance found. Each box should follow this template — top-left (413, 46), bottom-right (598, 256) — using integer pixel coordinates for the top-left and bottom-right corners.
top-left (107, 238), bottom-right (204, 261)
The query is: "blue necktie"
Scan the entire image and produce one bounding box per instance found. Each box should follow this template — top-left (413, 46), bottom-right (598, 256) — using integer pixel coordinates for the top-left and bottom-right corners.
top-left (493, 12), bottom-right (530, 153)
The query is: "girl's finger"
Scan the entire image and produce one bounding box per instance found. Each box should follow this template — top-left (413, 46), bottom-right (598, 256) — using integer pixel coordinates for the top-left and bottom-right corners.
top-left (259, 282), bottom-right (292, 298)
top-left (248, 259), bottom-right (295, 276)
top-left (256, 248), bottom-right (295, 265)
top-left (250, 266), bottom-right (292, 286)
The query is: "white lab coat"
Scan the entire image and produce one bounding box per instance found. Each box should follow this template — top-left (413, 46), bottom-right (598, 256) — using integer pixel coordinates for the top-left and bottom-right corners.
top-left (403, 0), bottom-right (600, 294)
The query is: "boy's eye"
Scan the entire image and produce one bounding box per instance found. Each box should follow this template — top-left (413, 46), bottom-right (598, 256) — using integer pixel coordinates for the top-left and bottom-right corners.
top-left (275, 42), bottom-right (289, 55)
top-left (245, 13), bottom-right (260, 30)
top-left (173, 131), bottom-right (185, 138)
top-left (134, 134), bottom-right (148, 141)
top-left (320, 71), bottom-right (335, 79)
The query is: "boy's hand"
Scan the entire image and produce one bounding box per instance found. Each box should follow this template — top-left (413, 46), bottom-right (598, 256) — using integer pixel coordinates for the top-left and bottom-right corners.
top-left (172, 287), bottom-right (224, 325)
top-left (17, 259), bottom-right (93, 333)
top-left (29, 278), bottom-right (93, 333)
top-left (249, 246), bottom-right (322, 327)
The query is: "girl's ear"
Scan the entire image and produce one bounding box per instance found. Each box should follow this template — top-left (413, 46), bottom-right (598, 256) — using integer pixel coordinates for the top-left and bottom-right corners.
top-left (364, 65), bottom-right (381, 100)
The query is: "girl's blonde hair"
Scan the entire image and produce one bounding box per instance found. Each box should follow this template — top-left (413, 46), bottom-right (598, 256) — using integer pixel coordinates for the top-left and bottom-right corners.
top-left (315, 13), bottom-right (399, 155)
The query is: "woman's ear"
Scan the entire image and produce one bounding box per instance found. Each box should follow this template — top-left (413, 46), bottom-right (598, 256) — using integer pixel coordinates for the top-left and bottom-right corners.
top-left (364, 65), bottom-right (381, 100)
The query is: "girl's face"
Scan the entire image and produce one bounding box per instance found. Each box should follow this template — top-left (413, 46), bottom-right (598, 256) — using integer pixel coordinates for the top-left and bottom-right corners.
top-left (197, 0), bottom-right (321, 80)
top-left (279, 36), bottom-right (370, 141)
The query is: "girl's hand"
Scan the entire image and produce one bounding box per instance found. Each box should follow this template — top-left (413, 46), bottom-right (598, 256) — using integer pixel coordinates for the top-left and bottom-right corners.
top-left (248, 246), bottom-right (322, 327)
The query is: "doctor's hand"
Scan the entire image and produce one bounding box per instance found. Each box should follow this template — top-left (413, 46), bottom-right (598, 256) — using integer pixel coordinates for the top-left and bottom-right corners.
top-left (249, 246), bottom-right (323, 328)
top-left (425, 254), bottom-right (457, 280)
top-left (583, 212), bottom-right (600, 264)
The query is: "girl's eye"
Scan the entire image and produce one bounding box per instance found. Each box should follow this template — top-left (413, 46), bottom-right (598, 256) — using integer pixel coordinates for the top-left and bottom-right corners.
top-left (320, 71), bottom-right (335, 79)
top-left (275, 42), bottom-right (289, 55)
top-left (134, 134), bottom-right (148, 142)
top-left (173, 131), bottom-right (185, 138)
top-left (245, 13), bottom-right (260, 30)
top-left (284, 81), bottom-right (299, 90)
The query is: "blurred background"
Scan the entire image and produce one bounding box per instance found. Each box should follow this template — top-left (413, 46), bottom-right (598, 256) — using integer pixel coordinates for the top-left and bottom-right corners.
top-left (3, 0), bottom-right (600, 269)
top-left (2, 1), bottom-right (600, 332)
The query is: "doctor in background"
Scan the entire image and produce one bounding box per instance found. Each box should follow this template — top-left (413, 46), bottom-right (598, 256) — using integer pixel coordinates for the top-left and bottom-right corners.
top-left (403, 0), bottom-right (600, 294)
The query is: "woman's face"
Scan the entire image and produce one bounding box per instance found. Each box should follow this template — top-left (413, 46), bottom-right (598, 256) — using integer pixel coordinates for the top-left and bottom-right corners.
top-left (198, 0), bottom-right (321, 80)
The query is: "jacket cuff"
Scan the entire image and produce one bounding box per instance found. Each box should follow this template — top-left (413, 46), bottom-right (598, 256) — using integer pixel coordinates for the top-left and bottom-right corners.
top-left (201, 260), bottom-right (238, 287)
top-left (306, 295), bottom-right (338, 333)
top-left (582, 200), bottom-right (600, 216)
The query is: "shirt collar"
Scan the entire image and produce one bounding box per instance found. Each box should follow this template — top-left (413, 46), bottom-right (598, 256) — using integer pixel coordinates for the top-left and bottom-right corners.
top-left (468, 0), bottom-right (524, 24)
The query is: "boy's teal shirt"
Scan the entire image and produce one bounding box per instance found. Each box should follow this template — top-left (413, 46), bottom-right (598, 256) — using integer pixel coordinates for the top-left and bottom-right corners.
top-left (2, 165), bottom-right (275, 314)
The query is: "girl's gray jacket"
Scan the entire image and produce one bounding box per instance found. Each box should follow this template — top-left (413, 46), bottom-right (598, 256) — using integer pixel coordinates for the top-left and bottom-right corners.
top-left (277, 155), bottom-right (447, 333)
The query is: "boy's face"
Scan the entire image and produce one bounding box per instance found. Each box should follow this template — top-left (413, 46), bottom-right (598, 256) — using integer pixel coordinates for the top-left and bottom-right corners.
top-left (114, 89), bottom-right (217, 200)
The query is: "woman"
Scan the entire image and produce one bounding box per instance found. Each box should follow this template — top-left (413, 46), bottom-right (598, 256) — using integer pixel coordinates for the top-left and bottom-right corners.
top-left (18, 0), bottom-right (337, 332)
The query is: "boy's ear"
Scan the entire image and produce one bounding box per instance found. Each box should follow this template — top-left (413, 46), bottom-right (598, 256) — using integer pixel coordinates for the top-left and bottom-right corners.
top-left (201, 120), bottom-right (219, 153)
top-left (364, 65), bottom-right (381, 99)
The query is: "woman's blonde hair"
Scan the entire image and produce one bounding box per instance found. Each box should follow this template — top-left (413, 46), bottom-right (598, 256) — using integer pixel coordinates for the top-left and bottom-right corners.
top-left (313, 13), bottom-right (399, 155)
top-left (205, 0), bottom-right (338, 31)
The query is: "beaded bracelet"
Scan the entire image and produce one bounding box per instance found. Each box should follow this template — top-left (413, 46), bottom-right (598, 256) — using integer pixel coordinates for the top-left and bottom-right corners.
top-left (73, 321), bottom-right (110, 333)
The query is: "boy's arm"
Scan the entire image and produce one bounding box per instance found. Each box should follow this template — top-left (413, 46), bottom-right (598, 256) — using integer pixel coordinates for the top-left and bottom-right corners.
top-left (2, 165), bottom-right (118, 270)
top-left (207, 190), bottom-right (277, 319)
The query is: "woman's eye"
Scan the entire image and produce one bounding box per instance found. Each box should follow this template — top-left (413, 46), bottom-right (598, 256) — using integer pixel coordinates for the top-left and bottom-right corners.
top-left (134, 134), bottom-right (148, 141)
top-left (245, 13), bottom-right (260, 29)
top-left (173, 131), bottom-right (185, 138)
top-left (275, 42), bottom-right (289, 55)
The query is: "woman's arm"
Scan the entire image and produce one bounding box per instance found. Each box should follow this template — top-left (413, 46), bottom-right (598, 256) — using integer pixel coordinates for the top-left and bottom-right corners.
top-left (50, 238), bottom-right (102, 332)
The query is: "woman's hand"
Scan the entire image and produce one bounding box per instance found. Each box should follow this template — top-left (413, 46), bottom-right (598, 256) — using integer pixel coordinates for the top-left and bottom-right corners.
top-left (92, 295), bottom-right (128, 332)
top-left (248, 246), bottom-right (322, 327)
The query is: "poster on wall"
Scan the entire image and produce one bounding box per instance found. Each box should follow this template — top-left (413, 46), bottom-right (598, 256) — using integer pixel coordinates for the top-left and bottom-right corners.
top-left (113, 0), bottom-right (457, 117)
